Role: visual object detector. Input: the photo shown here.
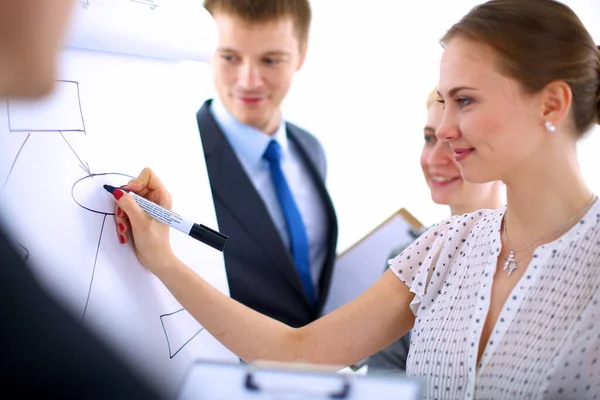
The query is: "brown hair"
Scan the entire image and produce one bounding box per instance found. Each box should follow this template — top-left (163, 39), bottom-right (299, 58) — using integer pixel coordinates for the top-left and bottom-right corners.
top-left (441, 0), bottom-right (600, 137)
top-left (203, 0), bottom-right (311, 45)
top-left (597, 45), bottom-right (600, 125)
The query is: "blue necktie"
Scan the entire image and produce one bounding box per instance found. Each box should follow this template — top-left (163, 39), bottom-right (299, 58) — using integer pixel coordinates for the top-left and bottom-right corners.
top-left (263, 140), bottom-right (316, 306)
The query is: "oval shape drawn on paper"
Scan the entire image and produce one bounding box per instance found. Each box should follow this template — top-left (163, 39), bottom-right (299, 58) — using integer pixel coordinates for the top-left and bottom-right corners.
top-left (72, 172), bottom-right (134, 215)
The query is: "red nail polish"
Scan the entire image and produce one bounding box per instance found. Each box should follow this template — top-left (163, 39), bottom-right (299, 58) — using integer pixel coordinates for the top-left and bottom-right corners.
top-left (117, 207), bottom-right (122, 217)
top-left (119, 235), bottom-right (125, 244)
top-left (113, 189), bottom-right (124, 201)
top-left (119, 223), bottom-right (125, 232)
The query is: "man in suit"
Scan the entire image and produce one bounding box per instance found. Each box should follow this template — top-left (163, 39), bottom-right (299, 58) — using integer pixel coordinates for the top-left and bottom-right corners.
top-left (198, 0), bottom-right (338, 328)
top-left (0, 1), bottom-right (161, 397)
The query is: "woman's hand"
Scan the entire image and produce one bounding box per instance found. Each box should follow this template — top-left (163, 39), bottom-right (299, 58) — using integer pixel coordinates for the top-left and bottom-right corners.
top-left (112, 167), bottom-right (176, 274)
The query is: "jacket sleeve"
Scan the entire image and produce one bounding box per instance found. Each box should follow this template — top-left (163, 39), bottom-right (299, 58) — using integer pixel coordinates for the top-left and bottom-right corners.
top-left (0, 226), bottom-right (162, 399)
top-left (367, 331), bottom-right (412, 375)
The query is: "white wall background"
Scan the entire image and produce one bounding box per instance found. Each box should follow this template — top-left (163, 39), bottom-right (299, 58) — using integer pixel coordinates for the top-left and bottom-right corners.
top-left (196, 0), bottom-right (600, 252)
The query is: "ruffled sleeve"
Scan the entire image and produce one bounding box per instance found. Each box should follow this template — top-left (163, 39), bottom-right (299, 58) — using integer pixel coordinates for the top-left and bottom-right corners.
top-left (387, 216), bottom-right (456, 315)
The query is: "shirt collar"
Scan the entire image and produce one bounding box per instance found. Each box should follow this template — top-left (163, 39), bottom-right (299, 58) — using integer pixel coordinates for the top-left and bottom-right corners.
top-left (210, 96), bottom-right (288, 167)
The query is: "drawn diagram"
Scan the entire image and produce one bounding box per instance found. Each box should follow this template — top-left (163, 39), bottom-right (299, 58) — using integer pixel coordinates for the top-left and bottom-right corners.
top-left (2, 80), bottom-right (201, 358)
top-left (160, 308), bottom-right (205, 358)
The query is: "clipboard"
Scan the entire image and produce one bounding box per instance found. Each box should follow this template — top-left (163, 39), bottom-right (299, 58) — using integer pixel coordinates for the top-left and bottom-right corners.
top-left (175, 360), bottom-right (423, 399)
top-left (322, 208), bottom-right (424, 316)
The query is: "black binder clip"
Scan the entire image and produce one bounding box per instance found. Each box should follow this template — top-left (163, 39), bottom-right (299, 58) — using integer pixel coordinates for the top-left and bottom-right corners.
top-left (245, 371), bottom-right (351, 398)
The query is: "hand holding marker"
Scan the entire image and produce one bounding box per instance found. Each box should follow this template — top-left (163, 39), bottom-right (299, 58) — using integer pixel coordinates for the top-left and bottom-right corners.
top-left (104, 184), bottom-right (228, 252)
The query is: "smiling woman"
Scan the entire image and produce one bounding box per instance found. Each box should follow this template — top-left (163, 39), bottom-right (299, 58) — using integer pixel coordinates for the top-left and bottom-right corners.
top-left (367, 87), bottom-right (504, 376)
top-left (420, 87), bottom-right (502, 216)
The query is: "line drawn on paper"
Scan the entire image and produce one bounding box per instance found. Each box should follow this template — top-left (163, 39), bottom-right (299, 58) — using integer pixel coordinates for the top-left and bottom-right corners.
top-left (3, 80), bottom-right (200, 357)
top-left (80, 0), bottom-right (157, 10)
top-left (4, 81), bottom-right (87, 182)
top-left (71, 171), bottom-right (136, 322)
top-left (7, 80), bottom-right (85, 134)
top-left (61, 132), bottom-right (92, 176)
top-left (83, 213), bottom-right (107, 321)
top-left (130, 0), bottom-right (158, 10)
top-left (1, 132), bottom-right (30, 193)
top-left (71, 172), bottom-right (134, 214)
top-left (160, 308), bottom-right (205, 358)
top-left (17, 242), bottom-right (30, 262)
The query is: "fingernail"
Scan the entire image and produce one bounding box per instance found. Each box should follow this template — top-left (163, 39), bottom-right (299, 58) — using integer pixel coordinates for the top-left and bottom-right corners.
top-left (113, 189), bottom-right (124, 201)
top-left (119, 235), bottom-right (125, 244)
top-left (117, 207), bottom-right (122, 217)
top-left (118, 223), bottom-right (125, 232)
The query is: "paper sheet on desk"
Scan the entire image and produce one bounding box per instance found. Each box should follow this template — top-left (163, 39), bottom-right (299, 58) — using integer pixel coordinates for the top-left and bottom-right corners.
top-left (323, 209), bottom-right (424, 315)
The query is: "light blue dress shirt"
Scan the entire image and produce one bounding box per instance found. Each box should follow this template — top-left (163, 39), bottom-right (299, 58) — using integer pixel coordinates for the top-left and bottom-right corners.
top-left (210, 97), bottom-right (328, 289)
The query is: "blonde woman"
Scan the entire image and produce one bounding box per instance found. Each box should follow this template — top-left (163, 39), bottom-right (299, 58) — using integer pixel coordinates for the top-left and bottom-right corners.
top-left (367, 86), bottom-right (503, 375)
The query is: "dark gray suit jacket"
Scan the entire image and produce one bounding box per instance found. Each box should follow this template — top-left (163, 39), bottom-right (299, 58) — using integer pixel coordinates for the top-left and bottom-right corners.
top-left (0, 225), bottom-right (161, 398)
top-left (368, 228), bottom-right (425, 375)
top-left (196, 99), bottom-right (338, 328)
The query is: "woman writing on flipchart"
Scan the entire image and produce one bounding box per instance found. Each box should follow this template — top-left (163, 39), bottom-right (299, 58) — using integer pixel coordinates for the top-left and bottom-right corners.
top-left (113, 0), bottom-right (600, 398)
top-left (367, 86), bottom-right (503, 375)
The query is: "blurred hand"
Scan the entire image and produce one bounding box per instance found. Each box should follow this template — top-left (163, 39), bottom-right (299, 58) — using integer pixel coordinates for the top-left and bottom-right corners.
top-left (113, 167), bottom-right (176, 274)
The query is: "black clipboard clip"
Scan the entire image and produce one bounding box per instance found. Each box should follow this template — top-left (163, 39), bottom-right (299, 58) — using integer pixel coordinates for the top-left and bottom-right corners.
top-left (245, 371), bottom-right (351, 399)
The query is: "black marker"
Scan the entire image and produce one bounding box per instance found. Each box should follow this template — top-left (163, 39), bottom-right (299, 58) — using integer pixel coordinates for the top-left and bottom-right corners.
top-left (103, 184), bottom-right (228, 252)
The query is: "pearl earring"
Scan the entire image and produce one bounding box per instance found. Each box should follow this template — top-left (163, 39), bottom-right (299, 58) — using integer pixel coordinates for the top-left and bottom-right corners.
top-left (545, 120), bottom-right (556, 133)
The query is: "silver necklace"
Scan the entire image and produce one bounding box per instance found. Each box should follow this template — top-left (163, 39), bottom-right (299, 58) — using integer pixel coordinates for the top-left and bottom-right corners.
top-left (502, 194), bottom-right (597, 276)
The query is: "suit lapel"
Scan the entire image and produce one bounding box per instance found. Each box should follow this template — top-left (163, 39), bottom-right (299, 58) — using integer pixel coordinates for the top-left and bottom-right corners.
top-left (197, 100), bottom-right (306, 299)
top-left (287, 125), bottom-right (339, 309)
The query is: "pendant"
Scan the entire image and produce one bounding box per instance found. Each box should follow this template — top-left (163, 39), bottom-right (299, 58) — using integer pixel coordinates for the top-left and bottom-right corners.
top-left (503, 251), bottom-right (518, 276)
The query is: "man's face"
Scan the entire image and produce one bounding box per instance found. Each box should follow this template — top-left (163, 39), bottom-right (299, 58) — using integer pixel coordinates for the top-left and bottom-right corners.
top-left (210, 12), bottom-right (306, 134)
top-left (0, 0), bottom-right (74, 98)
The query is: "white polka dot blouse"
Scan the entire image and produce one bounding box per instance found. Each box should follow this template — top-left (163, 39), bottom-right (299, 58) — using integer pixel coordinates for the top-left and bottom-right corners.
top-left (389, 201), bottom-right (600, 399)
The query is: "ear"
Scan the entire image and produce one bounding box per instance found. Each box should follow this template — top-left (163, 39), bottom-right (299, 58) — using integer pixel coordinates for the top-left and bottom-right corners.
top-left (539, 80), bottom-right (572, 129)
top-left (296, 42), bottom-right (308, 71)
